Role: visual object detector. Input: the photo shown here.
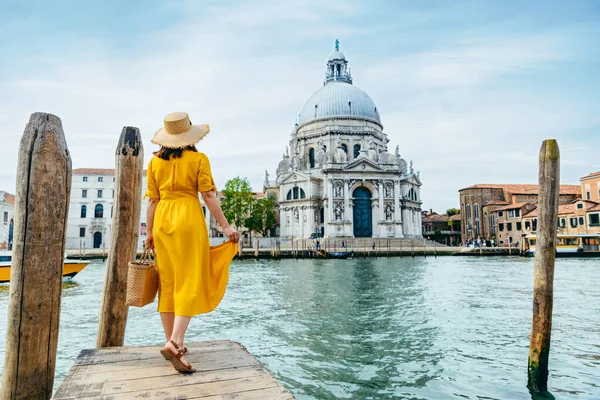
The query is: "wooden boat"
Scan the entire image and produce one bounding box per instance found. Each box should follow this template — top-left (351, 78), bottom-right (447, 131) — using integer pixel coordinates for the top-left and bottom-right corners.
top-left (0, 251), bottom-right (89, 283)
top-left (521, 234), bottom-right (600, 258)
top-left (315, 250), bottom-right (353, 259)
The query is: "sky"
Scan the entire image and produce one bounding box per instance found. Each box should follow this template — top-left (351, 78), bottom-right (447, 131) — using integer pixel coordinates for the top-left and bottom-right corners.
top-left (1, 0), bottom-right (599, 212)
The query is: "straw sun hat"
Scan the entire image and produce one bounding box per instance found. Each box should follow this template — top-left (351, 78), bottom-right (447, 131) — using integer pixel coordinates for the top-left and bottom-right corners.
top-left (151, 112), bottom-right (210, 149)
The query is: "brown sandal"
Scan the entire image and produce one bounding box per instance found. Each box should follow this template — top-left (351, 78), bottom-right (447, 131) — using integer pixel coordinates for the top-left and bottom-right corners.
top-left (160, 340), bottom-right (196, 373)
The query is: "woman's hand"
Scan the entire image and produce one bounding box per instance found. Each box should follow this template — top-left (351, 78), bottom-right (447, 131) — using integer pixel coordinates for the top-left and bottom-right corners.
top-left (223, 225), bottom-right (239, 243)
top-left (145, 233), bottom-right (155, 250)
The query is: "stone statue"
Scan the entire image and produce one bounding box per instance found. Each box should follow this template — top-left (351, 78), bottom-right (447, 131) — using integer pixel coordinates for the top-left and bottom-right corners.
top-left (264, 169), bottom-right (270, 184)
top-left (316, 140), bottom-right (327, 167)
top-left (334, 137), bottom-right (348, 163)
top-left (410, 160), bottom-right (414, 174)
top-left (384, 183), bottom-right (393, 198)
top-left (367, 137), bottom-right (378, 162)
top-left (291, 155), bottom-right (299, 171)
top-left (285, 145), bottom-right (289, 158)
top-left (335, 39), bottom-right (340, 51)
top-left (334, 202), bottom-right (343, 221)
top-left (294, 209), bottom-right (299, 222)
top-left (395, 145), bottom-right (400, 157)
top-left (385, 204), bottom-right (394, 221)
top-left (334, 181), bottom-right (343, 198)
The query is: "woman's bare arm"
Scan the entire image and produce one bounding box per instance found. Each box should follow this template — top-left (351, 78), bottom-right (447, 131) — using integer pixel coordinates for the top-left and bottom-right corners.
top-left (145, 197), bottom-right (159, 249)
top-left (201, 191), bottom-right (239, 243)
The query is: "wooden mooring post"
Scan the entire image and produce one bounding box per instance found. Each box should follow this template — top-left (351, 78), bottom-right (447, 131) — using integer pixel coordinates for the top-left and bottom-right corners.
top-left (1, 113), bottom-right (72, 399)
top-left (97, 127), bottom-right (143, 348)
top-left (527, 139), bottom-right (560, 394)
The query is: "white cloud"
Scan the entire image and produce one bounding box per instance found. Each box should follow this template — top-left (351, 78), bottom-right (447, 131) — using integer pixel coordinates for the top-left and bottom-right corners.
top-left (0, 2), bottom-right (597, 214)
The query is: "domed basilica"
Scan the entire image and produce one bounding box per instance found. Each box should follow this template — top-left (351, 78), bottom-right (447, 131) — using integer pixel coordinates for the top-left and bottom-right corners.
top-left (266, 41), bottom-right (422, 239)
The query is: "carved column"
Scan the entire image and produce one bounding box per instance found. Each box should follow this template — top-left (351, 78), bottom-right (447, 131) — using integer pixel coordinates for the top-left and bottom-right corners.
top-left (344, 180), bottom-right (350, 220)
top-left (394, 180), bottom-right (401, 223)
top-left (328, 178), bottom-right (334, 222)
top-left (378, 180), bottom-right (384, 222)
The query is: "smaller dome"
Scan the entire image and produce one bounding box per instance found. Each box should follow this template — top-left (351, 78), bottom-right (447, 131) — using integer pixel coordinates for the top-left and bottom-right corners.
top-left (329, 50), bottom-right (345, 61)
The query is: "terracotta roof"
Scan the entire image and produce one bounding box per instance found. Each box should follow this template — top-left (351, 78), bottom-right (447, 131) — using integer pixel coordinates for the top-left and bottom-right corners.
top-left (484, 199), bottom-right (510, 206)
top-left (2, 193), bottom-right (15, 205)
top-left (459, 183), bottom-right (580, 195)
top-left (73, 168), bottom-right (147, 175)
top-left (492, 202), bottom-right (531, 212)
top-left (522, 209), bottom-right (537, 218)
top-left (589, 204), bottom-right (600, 212)
top-left (422, 214), bottom-right (450, 223)
top-left (449, 214), bottom-right (461, 221)
top-left (581, 171), bottom-right (600, 180)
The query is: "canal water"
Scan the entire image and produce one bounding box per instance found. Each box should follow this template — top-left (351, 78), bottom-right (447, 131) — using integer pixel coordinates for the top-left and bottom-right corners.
top-left (0, 257), bottom-right (598, 399)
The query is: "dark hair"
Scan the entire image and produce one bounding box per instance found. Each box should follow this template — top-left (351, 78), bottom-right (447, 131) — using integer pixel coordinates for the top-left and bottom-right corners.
top-left (154, 145), bottom-right (198, 160)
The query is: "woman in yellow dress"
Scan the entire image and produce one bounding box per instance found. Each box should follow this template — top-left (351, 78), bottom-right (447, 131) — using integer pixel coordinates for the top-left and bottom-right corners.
top-left (145, 112), bottom-right (239, 373)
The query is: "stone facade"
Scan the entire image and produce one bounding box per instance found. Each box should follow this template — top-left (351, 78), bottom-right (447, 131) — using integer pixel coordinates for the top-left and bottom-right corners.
top-left (271, 43), bottom-right (423, 239)
top-left (0, 191), bottom-right (15, 250)
top-left (581, 171), bottom-right (600, 202)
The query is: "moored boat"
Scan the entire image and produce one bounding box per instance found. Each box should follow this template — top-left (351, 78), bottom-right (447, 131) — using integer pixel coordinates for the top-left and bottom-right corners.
top-left (0, 251), bottom-right (90, 283)
top-left (521, 234), bottom-right (600, 257)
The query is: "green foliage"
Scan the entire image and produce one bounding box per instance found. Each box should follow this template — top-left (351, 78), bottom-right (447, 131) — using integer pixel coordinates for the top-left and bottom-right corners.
top-left (446, 208), bottom-right (460, 216)
top-left (245, 197), bottom-right (278, 237)
top-left (221, 177), bottom-right (254, 231)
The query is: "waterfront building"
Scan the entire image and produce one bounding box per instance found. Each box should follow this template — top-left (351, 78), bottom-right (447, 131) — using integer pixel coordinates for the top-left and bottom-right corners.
top-left (421, 211), bottom-right (461, 246)
top-left (458, 184), bottom-right (580, 244)
top-left (66, 169), bottom-right (215, 251)
top-left (0, 191), bottom-right (15, 250)
top-left (581, 171), bottom-right (600, 202)
top-left (269, 41), bottom-right (423, 239)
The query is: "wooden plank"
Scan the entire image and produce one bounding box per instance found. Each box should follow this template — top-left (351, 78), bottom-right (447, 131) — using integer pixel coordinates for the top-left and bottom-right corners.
top-left (60, 352), bottom-right (258, 385)
top-left (189, 386), bottom-right (295, 400)
top-left (56, 365), bottom-right (266, 397)
top-left (74, 340), bottom-right (236, 365)
top-left (76, 375), bottom-right (282, 400)
top-left (54, 340), bottom-right (295, 399)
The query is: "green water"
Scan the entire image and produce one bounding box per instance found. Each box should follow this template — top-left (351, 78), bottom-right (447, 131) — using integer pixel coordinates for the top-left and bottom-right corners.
top-left (0, 257), bottom-right (599, 399)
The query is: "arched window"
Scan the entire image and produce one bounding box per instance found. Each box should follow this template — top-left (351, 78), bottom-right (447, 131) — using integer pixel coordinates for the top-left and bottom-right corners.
top-left (474, 204), bottom-right (479, 219)
top-left (286, 187), bottom-right (306, 200)
top-left (308, 148), bottom-right (315, 168)
top-left (94, 204), bottom-right (104, 218)
top-left (341, 144), bottom-right (348, 154)
top-left (466, 204), bottom-right (471, 219)
top-left (408, 188), bottom-right (418, 202)
top-left (354, 144), bottom-right (361, 159)
top-left (80, 205), bottom-right (87, 218)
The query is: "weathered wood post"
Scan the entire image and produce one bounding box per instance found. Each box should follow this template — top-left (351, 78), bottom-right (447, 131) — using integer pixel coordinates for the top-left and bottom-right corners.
top-left (1, 113), bottom-right (71, 399)
top-left (97, 127), bottom-right (143, 348)
top-left (528, 139), bottom-right (560, 393)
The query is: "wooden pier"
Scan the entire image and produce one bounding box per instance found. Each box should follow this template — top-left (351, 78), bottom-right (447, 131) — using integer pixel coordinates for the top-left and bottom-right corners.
top-left (54, 340), bottom-right (295, 399)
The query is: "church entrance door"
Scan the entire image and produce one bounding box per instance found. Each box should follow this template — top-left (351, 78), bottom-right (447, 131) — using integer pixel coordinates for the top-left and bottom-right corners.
top-left (353, 187), bottom-right (372, 237)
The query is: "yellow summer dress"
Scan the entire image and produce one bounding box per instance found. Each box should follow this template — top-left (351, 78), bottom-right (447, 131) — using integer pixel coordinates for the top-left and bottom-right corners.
top-left (145, 150), bottom-right (238, 317)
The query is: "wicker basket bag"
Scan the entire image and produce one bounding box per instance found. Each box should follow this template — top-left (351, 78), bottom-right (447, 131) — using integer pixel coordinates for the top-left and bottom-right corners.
top-left (126, 249), bottom-right (158, 307)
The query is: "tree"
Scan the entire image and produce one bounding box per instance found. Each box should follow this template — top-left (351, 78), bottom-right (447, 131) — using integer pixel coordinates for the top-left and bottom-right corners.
top-left (245, 197), bottom-right (277, 237)
top-left (446, 208), bottom-right (460, 216)
top-left (221, 177), bottom-right (254, 231)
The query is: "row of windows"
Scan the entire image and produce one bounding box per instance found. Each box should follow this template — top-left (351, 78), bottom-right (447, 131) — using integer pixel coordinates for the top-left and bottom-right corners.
top-left (82, 176), bottom-right (115, 183)
top-left (80, 204), bottom-right (111, 218)
top-left (82, 189), bottom-right (114, 199)
top-left (464, 204), bottom-right (479, 218)
top-left (561, 215), bottom-right (600, 227)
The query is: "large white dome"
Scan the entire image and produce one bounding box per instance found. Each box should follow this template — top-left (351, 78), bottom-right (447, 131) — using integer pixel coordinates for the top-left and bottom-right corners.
top-left (297, 81), bottom-right (381, 128)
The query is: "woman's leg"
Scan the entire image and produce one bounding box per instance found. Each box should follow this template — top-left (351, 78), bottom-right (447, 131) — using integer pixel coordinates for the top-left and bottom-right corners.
top-left (160, 312), bottom-right (175, 342)
top-left (165, 315), bottom-right (192, 367)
